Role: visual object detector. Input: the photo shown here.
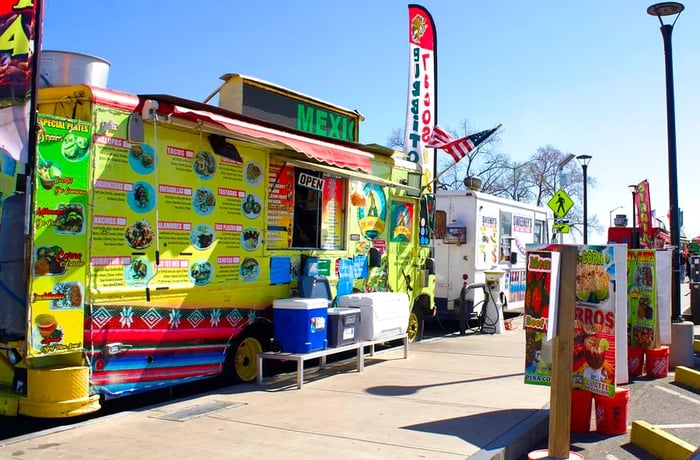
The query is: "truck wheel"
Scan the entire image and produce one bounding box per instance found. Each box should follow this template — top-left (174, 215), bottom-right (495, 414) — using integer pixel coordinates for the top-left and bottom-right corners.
top-left (224, 323), bottom-right (272, 384)
top-left (407, 306), bottom-right (424, 343)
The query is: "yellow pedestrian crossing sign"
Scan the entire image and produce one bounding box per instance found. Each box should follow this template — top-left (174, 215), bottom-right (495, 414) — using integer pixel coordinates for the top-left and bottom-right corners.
top-left (548, 189), bottom-right (574, 218)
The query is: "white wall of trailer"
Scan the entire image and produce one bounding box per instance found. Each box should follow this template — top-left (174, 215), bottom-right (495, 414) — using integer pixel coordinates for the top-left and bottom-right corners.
top-left (434, 190), bottom-right (551, 313)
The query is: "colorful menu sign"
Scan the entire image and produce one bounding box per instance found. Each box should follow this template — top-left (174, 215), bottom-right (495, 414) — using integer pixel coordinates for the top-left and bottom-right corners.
top-left (526, 245), bottom-right (620, 397)
top-left (320, 176), bottom-right (344, 250)
top-left (524, 250), bottom-right (556, 386)
top-left (627, 249), bottom-right (657, 349)
top-left (28, 115), bottom-right (90, 356)
top-left (573, 246), bottom-right (617, 397)
top-left (477, 214), bottom-right (498, 267)
top-left (89, 108), bottom-right (267, 307)
top-left (267, 160), bottom-right (294, 249)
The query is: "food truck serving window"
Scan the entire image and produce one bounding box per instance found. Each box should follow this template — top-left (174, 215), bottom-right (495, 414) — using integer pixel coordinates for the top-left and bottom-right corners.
top-left (499, 211), bottom-right (512, 262)
top-left (267, 160), bottom-right (345, 250)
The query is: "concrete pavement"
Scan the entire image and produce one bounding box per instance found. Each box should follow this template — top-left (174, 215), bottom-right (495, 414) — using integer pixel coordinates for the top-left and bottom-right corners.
top-left (0, 284), bottom-right (698, 459)
top-left (0, 317), bottom-right (550, 460)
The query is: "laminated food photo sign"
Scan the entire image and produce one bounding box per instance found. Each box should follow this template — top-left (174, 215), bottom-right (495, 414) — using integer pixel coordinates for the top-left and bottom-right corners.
top-left (523, 250), bottom-right (559, 386)
top-left (525, 244), bottom-right (628, 396)
top-left (572, 245), bottom-right (627, 397)
top-left (627, 249), bottom-right (658, 349)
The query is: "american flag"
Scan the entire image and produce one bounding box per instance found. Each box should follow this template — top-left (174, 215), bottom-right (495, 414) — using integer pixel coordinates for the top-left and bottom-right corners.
top-left (426, 125), bottom-right (453, 148)
top-left (436, 125), bottom-right (501, 163)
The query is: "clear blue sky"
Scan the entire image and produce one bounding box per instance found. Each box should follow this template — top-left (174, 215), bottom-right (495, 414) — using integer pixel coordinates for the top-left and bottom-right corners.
top-left (42, 1), bottom-right (700, 243)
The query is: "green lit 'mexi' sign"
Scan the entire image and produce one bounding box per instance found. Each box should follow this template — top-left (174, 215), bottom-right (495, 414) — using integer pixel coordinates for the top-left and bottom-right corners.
top-left (239, 81), bottom-right (359, 142)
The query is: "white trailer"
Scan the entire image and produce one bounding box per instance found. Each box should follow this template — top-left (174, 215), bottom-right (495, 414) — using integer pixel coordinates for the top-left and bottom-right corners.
top-left (433, 190), bottom-right (552, 322)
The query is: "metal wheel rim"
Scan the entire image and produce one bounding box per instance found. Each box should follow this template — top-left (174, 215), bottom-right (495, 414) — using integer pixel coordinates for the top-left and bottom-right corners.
top-left (235, 336), bottom-right (263, 382)
top-left (407, 312), bottom-right (419, 342)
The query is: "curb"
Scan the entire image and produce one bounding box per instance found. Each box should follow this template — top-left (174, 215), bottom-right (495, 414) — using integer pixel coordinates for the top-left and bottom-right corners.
top-left (470, 406), bottom-right (550, 460)
top-left (630, 420), bottom-right (696, 460)
top-left (674, 365), bottom-right (700, 390)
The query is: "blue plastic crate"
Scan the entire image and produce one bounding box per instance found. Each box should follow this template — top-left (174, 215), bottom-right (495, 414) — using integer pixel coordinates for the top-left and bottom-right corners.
top-left (273, 298), bottom-right (328, 353)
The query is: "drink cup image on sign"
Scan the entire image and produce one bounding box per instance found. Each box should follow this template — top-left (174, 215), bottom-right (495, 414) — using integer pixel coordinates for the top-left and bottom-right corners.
top-left (36, 159), bottom-right (61, 190)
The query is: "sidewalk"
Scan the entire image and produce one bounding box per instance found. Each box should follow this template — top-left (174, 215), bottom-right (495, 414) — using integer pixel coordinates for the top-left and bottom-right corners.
top-left (0, 318), bottom-right (550, 460)
top-left (0, 289), bottom-right (697, 460)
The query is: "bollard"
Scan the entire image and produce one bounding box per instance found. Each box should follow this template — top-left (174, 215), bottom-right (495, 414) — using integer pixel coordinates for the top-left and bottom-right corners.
top-left (669, 321), bottom-right (695, 368)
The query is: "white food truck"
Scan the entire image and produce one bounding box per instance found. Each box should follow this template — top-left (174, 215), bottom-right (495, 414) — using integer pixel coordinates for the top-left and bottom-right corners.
top-left (433, 190), bottom-right (552, 324)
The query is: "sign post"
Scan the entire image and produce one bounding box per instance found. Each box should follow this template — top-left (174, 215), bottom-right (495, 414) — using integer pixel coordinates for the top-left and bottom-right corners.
top-left (548, 189), bottom-right (574, 219)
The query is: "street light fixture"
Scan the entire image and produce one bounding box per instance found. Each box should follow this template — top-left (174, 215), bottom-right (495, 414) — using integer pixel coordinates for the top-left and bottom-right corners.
top-left (576, 154), bottom-right (592, 244)
top-left (647, 1), bottom-right (684, 322)
top-left (628, 185), bottom-right (638, 249)
top-left (609, 205), bottom-right (623, 228)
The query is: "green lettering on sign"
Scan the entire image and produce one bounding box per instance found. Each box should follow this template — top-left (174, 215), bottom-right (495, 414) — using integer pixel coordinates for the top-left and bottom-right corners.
top-left (296, 103), bottom-right (355, 141)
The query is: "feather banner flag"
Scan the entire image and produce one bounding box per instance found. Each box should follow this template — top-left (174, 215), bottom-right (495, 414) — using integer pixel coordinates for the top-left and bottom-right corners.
top-left (404, 5), bottom-right (437, 191)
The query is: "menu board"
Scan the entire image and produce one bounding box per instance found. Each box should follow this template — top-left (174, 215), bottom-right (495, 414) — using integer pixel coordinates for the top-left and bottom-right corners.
top-left (90, 108), bottom-right (267, 307)
top-left (267, 160), bottom-right (294, 249)
top-left (572, 245), bottom-right (618, 397)
top-left (524, 250), bottom-right (556, 386)
top-left (320, 176), bottom-right (344, 250)
top-left (525, 245), bottom-right (621, 397)
top-left (627, 249), bottom-right (657, 349)
top-left (267, 161), bottom-right (345, 251)
top-left (477, 213), bottom-right (498, 267)
top-left (28, 115), bottom-right (90, 357)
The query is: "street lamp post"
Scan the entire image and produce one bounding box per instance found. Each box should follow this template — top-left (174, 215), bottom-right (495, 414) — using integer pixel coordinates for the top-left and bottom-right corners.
top-left (647, 2), bottom-right (684, 322)
top-left (576, 155), bottom-right (592, 244)
top-left (628, 185), bottom-right (638, 249)
top-left (609, 205), bottom-right (623, 228)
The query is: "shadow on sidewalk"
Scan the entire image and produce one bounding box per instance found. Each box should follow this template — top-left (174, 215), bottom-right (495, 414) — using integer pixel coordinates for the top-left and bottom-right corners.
top-left (364, 372), bottom-right (523, 396)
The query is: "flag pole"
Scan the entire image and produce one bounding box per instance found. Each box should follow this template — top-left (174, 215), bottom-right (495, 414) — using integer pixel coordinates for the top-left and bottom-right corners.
top-left (422, 123), bottom-right (502, 191)
top-left (24, 0), bottom-right (44, 183)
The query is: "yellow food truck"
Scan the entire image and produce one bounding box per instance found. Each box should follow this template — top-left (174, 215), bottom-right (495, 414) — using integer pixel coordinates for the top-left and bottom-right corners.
top-left (0, 57), bottom-right (435, 417)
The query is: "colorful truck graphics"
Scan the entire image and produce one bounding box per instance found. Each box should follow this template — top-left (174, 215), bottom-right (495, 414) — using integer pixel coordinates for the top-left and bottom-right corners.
top-left (0, 83), bottom-right (435, 418)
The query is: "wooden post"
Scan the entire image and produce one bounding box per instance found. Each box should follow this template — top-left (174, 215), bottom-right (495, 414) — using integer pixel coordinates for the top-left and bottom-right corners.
top-left (548, 245), bottom-right (577, 458)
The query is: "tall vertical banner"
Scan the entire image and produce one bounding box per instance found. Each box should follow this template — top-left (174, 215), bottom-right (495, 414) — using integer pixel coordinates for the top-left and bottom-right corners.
top-left (0, 0), bottom-right (40, 166)
top-left (635, 180), bottom-right (653, 248)
top-left (405, 4), bottom-right (436, 191)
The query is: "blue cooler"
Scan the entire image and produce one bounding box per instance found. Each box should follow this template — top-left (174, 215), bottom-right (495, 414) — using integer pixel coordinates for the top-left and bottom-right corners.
top-left (273, 298), bottom-right (328, 353)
